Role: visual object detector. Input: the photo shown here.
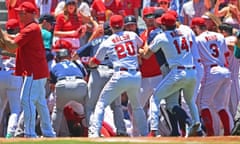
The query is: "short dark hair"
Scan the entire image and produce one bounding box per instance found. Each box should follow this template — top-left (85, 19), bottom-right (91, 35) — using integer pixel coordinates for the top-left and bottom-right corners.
top-left (39, 14), bottom-right (55, 24)
top-left (165, 25), bottom-right (176, 31)
top-left (219, 23), bottom-right (233, 35)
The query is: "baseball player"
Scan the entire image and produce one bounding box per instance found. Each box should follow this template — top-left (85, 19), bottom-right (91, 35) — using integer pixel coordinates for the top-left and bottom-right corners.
top-left (140, 13), bottom-right (202, 137)
top-left (0, 19), bottom-right (23, 139)
top-left (50, 48), bottom-right (88, 136)
top-left (88, 15), bottom-right (148, 137)
top-left (218, 23), bottom-right (240, 119)
top-left (169, 10), bottom-right (204, 137)
top-left (192, 12), bottom-right (223, 135)
top-left (73, 21), bottom-right (127, 136)
top-left (191, 17), bottom-right (232, 136)
top-left (135, 7), bottom-right (174, 137)
top-left (124, 15), bottom-right (144, 36)
top-left (0, 2), bottom-right (56, 138)
top-left (230, 30), bottom-right (240, 136)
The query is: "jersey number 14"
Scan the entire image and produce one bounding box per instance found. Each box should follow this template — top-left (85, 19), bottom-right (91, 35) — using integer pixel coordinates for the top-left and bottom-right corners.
top-left (173, 37), bottom-right (190, 54)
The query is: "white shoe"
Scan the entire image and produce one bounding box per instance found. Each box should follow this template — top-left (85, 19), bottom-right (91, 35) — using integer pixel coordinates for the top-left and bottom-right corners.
top-left (88, 126), bottom-right (100, 138)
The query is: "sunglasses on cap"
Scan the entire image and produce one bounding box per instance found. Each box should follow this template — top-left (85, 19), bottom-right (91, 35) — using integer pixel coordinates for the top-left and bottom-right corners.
top-left (144, 14), bottom-right (155, 19)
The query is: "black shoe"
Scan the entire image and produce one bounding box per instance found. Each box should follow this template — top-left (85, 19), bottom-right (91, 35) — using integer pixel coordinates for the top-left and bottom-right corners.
top-left (231, 119), bottom-right (240, 136)
top-left (116, 132), bottom-right (129, 137)
top-left (185, 122), bottom-right (203, 137)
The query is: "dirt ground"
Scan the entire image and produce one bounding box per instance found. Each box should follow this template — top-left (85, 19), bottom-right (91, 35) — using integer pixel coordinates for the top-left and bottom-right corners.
top-left (1, 136), bottom-right (240, 144)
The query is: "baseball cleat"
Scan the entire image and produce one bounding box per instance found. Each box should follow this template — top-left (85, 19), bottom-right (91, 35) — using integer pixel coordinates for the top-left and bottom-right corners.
top-left (116, 132), bottom-right (129, 137)
top-left (5, 133), bottom-right (14, 139)
top-left (185, 122), bottom-right (204, 137)
top-left (88, 127), bottom-right (100, 138)
top-left (231, 119), bottom-right (240, 136)
top-left (147, 130), bottom-right (161, 137)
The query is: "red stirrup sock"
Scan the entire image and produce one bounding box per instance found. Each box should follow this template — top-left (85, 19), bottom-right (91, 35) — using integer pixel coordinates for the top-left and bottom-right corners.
top-left (201, 109), bottom-right (214, 136)
top-left (218, 109), bottom-right (230, 135)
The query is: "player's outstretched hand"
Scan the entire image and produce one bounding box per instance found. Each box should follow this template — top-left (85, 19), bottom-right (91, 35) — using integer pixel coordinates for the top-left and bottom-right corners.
top-left (71, 51), bottom-right (79, 61)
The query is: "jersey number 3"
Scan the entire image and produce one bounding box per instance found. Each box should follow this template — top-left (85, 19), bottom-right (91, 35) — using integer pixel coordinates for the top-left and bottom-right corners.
top-left (173, 37), bottom-right (190, 54)
top-left (209, 43), bottom-right (219, 58)
top-left (115, 41), bottom-right (135, 59)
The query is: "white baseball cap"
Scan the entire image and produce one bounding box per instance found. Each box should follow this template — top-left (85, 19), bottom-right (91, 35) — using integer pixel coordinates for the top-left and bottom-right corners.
top-left (78, 2), bottom-right (91, 17)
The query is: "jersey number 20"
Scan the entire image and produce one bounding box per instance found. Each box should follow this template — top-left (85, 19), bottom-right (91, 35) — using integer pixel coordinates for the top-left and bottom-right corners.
top-left (115, 41), bottom-right (136, 59)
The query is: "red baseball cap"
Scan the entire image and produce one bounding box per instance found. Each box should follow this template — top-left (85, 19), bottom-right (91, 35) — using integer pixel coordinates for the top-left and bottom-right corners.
top-left (159, 13), bottom-right (176, 27)
top-left (191, 17), bottom-right (206, 27)
top-left (15, 2), bottom-right (37, 14)
top-left (110, 15), bottom-right (124, 28)
top-left (142, 7), bottom-right (155, 17)
top-left (167, 10), bottom-right (178, 19)
top-left (53, 40), bottom-right (73, 50)
top-left (5, 19), bottom-right (19, 30)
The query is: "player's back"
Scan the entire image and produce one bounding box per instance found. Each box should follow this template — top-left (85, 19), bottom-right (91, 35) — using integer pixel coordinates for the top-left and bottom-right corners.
top-left (101, 31), bottom-right (143, 69)
top-left (196, 31), bottom-right (228, 67)
top-left (152, 29), bottom-right (195, 68)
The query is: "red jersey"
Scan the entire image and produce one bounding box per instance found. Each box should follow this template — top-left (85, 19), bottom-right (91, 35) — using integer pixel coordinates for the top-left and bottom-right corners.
top-left (54, 13), bottom-right (82, 38)
top-left (6, 0), bottom-right (37, 20)
top-left (122, 0), bottom-right (141, 16)
top-left (14, 22), bottom-right (49, 79)
top-left (91, 0), bottom-right (125, 22)
top-left (140, 28), bottom-right (162, 78)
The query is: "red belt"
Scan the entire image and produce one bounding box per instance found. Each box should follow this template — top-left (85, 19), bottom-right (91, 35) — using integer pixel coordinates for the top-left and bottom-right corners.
top-left (177, 66), bottom-right (195, 70)
top-left (120, 67), bottom-right (139, 71)
top-left (210, 64), bottom-right (218, 68)
top-left (9, 67), bottom-right (15, 70)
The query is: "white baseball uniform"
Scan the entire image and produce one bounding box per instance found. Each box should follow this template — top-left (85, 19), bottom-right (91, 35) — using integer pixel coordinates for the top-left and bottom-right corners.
top-left (0, 56), bottom-right (22, 137)
top-left (88, 31), bottom-right (148, 137)
top-left (225, 36), bottom-right (240, 118)
top-left (197, 31), bottom-right (233, 136)
top-left (148, 28), bottom-right (200, 132)
top-left (171, 24), bottom-right (204, 124)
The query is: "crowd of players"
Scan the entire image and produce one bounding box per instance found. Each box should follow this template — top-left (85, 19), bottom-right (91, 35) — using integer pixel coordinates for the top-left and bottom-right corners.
top-left (1, 0), bottom-right (240, 138)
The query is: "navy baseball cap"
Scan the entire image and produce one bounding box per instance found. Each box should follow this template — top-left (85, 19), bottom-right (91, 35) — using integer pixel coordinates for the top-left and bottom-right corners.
top-left (39, 14), bottom-right (55, 24)
top-left (154, 8), bottom-right (165, 18)
top-left (124, 15), bottom-right (137, 25)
